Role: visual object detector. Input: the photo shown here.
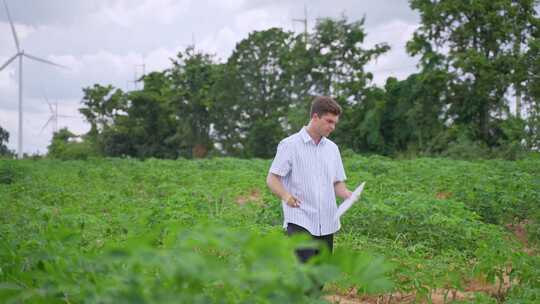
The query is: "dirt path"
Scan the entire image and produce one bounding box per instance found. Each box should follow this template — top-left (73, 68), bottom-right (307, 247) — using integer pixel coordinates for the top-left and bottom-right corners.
top-left (506, 220), bottom-right (537, 255)
top-left (325, 277), bottom-right (511, 304)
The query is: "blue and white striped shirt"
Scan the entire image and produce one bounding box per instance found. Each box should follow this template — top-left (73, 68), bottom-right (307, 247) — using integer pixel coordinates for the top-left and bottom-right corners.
top-left (269, 127), bottom-right (347, 236)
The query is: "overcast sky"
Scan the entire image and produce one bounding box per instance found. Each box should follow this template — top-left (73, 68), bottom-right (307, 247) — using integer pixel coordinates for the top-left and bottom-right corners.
top-left (0, 0), bottom-right (421, 155)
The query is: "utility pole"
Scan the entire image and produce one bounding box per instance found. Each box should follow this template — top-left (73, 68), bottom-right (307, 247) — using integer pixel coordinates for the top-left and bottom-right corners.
top-left (136, 63), bottom-right (146, 86)
top-left (137, 62), bottom-right (146, 78)
top-left (132, 67), bottom-right (138, 90)
top-left (132, 58), bottom-right (146, 90)
top-left (292, 4), bottom-right (308, 45)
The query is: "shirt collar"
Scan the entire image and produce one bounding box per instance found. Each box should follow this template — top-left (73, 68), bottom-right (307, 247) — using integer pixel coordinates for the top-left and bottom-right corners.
top-left (300, 126), bottom-right (326, 145)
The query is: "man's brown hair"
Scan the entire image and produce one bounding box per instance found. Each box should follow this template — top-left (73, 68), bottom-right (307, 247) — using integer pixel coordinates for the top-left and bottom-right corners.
top-left (310, 96), bottom-right (342, 118)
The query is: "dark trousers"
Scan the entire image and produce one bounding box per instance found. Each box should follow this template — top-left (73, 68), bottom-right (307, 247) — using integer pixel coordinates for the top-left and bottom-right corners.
top-left (286, 223), bottom-right (334, 263)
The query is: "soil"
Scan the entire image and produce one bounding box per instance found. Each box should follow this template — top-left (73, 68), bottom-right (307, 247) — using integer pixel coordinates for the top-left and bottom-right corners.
top-left (506, 220), bottom-right (536, 255)
top-left (235, 188), bottom-right (263, 206)
top-left (323, 221), bottom-right (539, 304)
top-left (435, 192), bottom-right (453, 200)
top-left (325, 277), bottom-right (512, 304)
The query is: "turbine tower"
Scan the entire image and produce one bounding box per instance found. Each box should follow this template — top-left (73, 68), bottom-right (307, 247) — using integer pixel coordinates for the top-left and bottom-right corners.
top-left (0, 0), bottom-right (67, 158)
top-left (40, 96), bottom-right (74, 135)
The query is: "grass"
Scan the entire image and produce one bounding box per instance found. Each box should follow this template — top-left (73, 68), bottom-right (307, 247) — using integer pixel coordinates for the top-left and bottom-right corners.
top-left (1, 155), bottom-right (539, 303)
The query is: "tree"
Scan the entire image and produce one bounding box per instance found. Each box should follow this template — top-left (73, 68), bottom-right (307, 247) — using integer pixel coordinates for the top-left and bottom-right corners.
top-left (508, 1), bottom-right (540, 118)
top-left (0, 125), bottom-right (13, 156)
top-left (47, 128), bottom-right (98, 160)
top-left (220, 28), bottom-right (294, 158)
top-left (169, 47), bottom-right (219, 158)
top-left (392, 71), bottom-right (450, 153)
top-left (407, 0), bottom-right (540, 146)
top-left (218, 19), bottom-right (390, 158)
top-left (101, 71), bottom-right (178, 158)
top-left (308, 16), bottom-right (390, 100)
top-left (308, 16), bottom-right (390, 150)
top-left (79, 84), bottom-right (123, 135)
top-left (79, 84), bottom-right (126, 143)
top-left (73, 20), bottom-right (396, 158)
top-left (211, 63), bottom-right (245, 156)
top-left (524, 36), bottom-right (540, 150)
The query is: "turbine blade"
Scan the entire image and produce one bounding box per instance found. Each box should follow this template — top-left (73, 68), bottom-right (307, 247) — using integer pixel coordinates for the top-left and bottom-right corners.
top-left (47, 100), bottom-right (54, 113)
top-left (40, 115), bottom-right (54, 134)
top-left (23, 53), bottom-right (69, 69)
top-left (3, 0), bottom-right (20, 52)
top-left (42, 92), bottom-right (54, 113)
top-left (0, 53), bottom-right (18, 71)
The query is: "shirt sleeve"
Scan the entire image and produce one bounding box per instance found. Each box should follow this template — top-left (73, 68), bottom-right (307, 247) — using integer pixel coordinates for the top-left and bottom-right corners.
top-left (269, 141), bottom-right (292, 177)
top-left (335, 147), bottom-right (346, 182)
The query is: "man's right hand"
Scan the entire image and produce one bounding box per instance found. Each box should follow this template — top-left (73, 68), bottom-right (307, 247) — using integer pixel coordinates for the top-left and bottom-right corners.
top-left (284, 193), bottom-right (301, 208)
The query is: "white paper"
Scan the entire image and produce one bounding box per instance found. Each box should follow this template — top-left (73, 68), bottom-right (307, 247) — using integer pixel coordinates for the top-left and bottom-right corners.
top-left (336, 182), bottom-right (365, 219)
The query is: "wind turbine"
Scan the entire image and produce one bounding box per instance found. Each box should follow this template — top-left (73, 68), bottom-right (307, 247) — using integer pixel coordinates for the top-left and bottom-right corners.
top-left (0, 0), bottom-right (68, 158)
top-left (40, 96), bottom-right (75, 135)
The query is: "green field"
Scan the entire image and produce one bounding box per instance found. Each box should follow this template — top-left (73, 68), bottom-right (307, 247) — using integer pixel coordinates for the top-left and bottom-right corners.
top-left (1, 156), bottom-right (540, 303)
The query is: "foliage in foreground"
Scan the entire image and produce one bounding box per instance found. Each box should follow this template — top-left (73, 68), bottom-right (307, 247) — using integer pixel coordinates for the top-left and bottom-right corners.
top-left (0, 223), bottom-right (393, 303)
top-left (1, 155), bottom-right (540, 303)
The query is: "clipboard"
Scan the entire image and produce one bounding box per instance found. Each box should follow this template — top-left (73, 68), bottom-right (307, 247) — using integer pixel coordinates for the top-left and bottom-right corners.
top-left (336, 182), bottom-right (365, 219)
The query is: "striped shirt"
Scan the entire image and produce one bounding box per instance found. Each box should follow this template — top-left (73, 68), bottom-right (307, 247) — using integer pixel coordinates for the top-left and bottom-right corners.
top-left (269, 127), bottom-right (347, 236)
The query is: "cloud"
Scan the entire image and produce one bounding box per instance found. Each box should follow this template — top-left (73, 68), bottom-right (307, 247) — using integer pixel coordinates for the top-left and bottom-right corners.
top-left (0, 1), bottom-right (100, 26)
top-left (364, 19), bottom-right (420, 86)
top-left (0, 61), bottom-right (16, 89)
top-left (199, 27), bottom-right (239, 61)
top-left (199, 5), bottom-right (293, 60)
top-left (0, 22), bottom-right (36, 55)
top-left (93, 0), bottom-right (191, 28)
top-left (144, 47), bottom-right (180, 72)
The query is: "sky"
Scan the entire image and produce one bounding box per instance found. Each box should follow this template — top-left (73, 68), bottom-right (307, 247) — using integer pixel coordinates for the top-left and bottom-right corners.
top-left (0, 0), bottom-right (421, 155)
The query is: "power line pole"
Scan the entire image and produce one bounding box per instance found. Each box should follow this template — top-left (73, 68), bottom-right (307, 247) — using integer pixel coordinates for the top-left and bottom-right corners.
top-left (132, 58), bottom-right (146, 90)
top-left (130, 66), bottom-right (139, 90)
top-left (136, 63), bottom-right (146, 84)
top-left (138, 62), bottom-right (146, 77)
top-left (292, 4), bottom-right (308, 45)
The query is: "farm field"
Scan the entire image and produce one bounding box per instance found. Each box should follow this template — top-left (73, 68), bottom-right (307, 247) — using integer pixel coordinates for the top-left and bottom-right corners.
top-left (1, 155), bottom-right (540, 303)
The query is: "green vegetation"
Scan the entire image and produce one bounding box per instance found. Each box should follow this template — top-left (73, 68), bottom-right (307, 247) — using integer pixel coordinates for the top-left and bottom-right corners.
top-left (0, 125), bottom-right (13, 158)
top-left (1, 155), bottom-right (539, 303)
top-left (47, 128), bottom-right (99, 161)
top-left (2, 6), bottom-right (539, 303)
top-left (50, 0), bottom-right (539, 161)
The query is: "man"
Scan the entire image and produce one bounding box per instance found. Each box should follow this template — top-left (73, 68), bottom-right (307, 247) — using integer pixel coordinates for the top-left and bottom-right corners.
top-left (266, 96), bottom-right (352, 263)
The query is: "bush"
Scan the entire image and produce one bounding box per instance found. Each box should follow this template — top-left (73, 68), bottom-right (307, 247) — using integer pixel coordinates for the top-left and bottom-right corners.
top-left (47, 128), bottom-right (100, 160)
top-left (0, 223), bottom-right (394, 303)
top-left (0, 162), bottom-right (22, 184)
top-left (442, 136), bottom-right (490, 160)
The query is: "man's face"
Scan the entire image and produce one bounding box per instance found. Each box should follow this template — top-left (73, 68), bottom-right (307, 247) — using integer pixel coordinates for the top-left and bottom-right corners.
top-left (313, 113), bottom-right (339, 137)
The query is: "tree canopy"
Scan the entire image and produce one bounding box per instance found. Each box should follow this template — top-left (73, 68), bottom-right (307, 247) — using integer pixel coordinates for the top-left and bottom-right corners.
top-left (0, 125), bottom-right (12, 156)
top-left (54, 4), bottom-right (540, 160)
